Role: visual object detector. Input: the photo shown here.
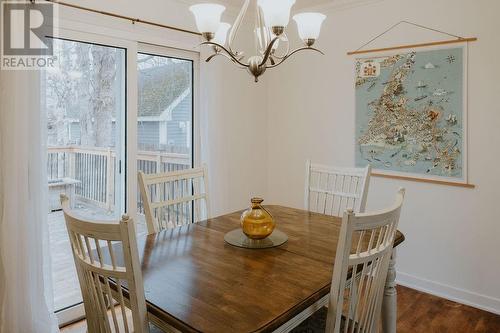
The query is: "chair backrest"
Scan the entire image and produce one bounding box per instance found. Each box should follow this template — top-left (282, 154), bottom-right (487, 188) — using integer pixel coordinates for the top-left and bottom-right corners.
top-left (325, 188), bottom-right (405, 333)
top-left (138, 165), bottom-right (211, 234)
top-left (305, 160), bottom-right (371, 217)
top-left (61, 194), bottom-right (149, 333)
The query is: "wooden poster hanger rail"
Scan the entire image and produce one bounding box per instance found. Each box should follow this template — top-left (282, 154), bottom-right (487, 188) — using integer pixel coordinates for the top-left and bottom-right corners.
top-left (371, 173), bottom-right (475, 189)
top-left (37, 0), bottom-right (202, 37)
top-left (347, 20), bottom-right (477, 55)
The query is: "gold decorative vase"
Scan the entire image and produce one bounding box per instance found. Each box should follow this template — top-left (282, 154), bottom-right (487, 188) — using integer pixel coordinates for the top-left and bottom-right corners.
top-left (240, 198), bottom-right (275, 240)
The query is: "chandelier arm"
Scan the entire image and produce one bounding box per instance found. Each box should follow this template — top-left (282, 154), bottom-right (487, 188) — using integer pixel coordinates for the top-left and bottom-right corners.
top-left (267, 47), bottom-right (325, 69)
top-left (200, 41), bottom-right (249, 68)
top-left (228, 0), bottom-right (250, 55)
top-left (271, 33), bottom-right (291, 60)
top-left (255, 6), bottom-right (269, 54)
top-left (205, 53), bottom-right (221, 63)
top-left (205, 53), bottom-right (248, 69)
top-left (259, 37), bottom-right (281, 67)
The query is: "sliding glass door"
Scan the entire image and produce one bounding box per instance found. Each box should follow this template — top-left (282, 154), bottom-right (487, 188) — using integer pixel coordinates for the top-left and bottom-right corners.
top-left (135, 46), bottom-right (195, 232)
top-left (43, 37), bottom-right (126, 314)
top-left (41, 33), bottom-right (198, 326)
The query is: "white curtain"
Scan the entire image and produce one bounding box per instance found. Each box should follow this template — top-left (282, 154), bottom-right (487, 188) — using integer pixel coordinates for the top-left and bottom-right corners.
top-left (0, 67), bottom-right (59, 332)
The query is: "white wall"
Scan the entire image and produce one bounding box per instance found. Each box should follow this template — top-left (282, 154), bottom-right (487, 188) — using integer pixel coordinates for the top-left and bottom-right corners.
top-left (266, 0), bottom-right (500, 314)
top-left (57, 0), bottom-right (269, 217)
top-left (200, 42), bottom-right (269, 217)
top-left (196, 5), bottom-right (270, 216)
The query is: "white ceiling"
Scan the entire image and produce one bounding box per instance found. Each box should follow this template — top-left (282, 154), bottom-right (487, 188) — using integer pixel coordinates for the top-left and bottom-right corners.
top-left (293, 0), bottom-right (380, 10)
top-left (180, 0), bottom-right (381, 12)
top-left (218, 0), bottom-right (335, 9)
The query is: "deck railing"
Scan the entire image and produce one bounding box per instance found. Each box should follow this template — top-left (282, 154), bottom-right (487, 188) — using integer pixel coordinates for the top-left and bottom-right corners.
top-left (48, 146), bottom-right (191, 211)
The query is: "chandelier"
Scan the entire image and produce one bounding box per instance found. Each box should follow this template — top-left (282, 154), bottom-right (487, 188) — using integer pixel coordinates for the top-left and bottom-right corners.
top-left (189, 0), bottom-right (326, 82)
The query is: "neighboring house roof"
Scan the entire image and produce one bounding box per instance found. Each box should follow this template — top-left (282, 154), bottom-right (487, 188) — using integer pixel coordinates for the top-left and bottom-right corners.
top-left (63, 87), bottom-right (191, 124)
top-left (139, 88), bottom-right (191, 122)
top-left (48, 61), bottom-right (190, 121)
top-left (138, 62), bottom-right (191, 117)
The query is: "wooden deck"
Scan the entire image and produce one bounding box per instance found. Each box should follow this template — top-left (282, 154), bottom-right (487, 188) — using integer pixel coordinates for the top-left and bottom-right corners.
top-left (48, 203), bottom-right (148, 311)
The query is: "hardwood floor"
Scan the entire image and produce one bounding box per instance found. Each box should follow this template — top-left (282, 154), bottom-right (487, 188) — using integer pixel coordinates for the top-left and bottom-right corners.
top-left (61, 285), bottom-right (500, 333)
top-left (397, 286), bottom-right (500, 333)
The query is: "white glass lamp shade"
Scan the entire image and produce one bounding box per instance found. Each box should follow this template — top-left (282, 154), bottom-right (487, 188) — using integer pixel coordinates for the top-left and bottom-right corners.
top-left (293, 12), bottom-right (326, 40)
top-left (189, 4), bottom-right (226, 33)
top-left (257, 0), bottom-right (296, 28)
top-left (214, 22), bottom-right (231, 45)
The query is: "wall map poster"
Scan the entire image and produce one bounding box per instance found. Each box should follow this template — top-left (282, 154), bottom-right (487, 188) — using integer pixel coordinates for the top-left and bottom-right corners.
top-left (355, 46), bottom-right (467, 183)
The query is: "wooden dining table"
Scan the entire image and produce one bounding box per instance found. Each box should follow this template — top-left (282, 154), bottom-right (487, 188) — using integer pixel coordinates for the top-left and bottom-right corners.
top-left (133, 205), bottom-right (405, 333)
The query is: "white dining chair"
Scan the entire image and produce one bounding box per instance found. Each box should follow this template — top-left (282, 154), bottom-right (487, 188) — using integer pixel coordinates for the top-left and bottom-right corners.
top-left (292, 188), bottom-right (405, 333)
top-left (305, 160), bottom-right (371, 217)
top-left (61, 194), bottom-right (152, 333)
top-left (138, 165), bottom-right (211, 234)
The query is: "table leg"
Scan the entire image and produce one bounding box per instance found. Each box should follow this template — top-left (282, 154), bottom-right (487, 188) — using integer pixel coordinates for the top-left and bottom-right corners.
top-left (382, 249), bottom-right (397, 333)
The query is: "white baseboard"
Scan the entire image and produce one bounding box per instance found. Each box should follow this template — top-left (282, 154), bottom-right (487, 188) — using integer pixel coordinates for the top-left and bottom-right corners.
top-left (56, 303), bottom-right (85, 327)
top-left (396, 271), bottom-right (500, 315)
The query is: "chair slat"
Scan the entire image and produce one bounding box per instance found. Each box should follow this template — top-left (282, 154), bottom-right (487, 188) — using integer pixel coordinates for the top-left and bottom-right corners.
top-left (143, 168), bottom-right (205, 184)
top-left (116, 280), bottom-right (130, 333)
top-left (94, 272), bottom-right (113, 333)
top-left (309, 189), bottom-right (359, 200)
top-left (150, 193), bottom-right (206, 209)
top-left (138, 165), bottom-right (211, 234)
top-left (305, 160), bottom-right (371, 217)
top-left (104, 277), bottom-right (120, 333)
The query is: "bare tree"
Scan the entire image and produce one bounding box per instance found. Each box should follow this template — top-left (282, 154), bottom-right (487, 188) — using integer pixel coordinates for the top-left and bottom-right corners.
top-left (89, 46), bottom-right (117, 147)
top-left (47, 41), bottom-right (118, 148)
top-left (75, 43), bottom-right (93, 146)
top-left (46, 41), bottom-right (75, 146)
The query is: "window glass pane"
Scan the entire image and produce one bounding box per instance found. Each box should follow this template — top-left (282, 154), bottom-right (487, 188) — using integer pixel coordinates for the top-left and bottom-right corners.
top-left (44, 38), bottom-right (126, 311)
top-left (136, 53), bottom-right (193, 229)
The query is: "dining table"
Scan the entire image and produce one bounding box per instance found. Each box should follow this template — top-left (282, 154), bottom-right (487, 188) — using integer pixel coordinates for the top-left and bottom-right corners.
top-left (131, 205), bottom-right (405, 333)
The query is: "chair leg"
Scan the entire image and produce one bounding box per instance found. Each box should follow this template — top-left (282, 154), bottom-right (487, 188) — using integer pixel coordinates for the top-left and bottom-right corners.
top-left (382, 249), bottom-right (397, 333)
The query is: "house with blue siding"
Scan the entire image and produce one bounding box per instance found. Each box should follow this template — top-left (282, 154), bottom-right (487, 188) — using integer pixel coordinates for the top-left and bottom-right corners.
top-left (137, 87), bottom-right (192, 152)
top-left (136, 59), bottom-right (192, 153)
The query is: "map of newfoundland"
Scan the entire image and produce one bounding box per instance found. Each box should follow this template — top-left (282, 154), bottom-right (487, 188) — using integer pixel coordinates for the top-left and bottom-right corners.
top-left (355, 47), bottom-right (465, 180)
